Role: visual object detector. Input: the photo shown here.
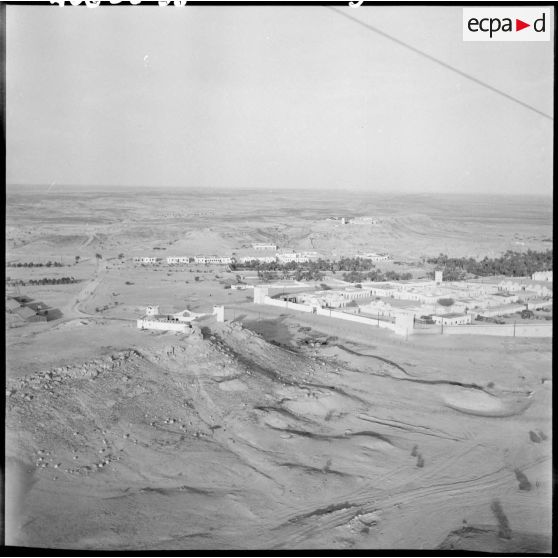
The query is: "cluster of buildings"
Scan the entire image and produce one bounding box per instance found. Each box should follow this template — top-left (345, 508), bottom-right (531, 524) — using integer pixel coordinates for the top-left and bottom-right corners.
top-left (134, 246), bottom-right (392, 267)
top-left (136, 305), bottom-right (207, 333)
top-left (133, 248), bottom-right (322, 266)
top-left (532, 271), bottom-right (552, 282)
top-left (5, 295), bottom-right (51, 326)
top-left (137, 304), bottom-right (224, 333)
top-left (134, 256), bottom-right (233, 265)
top-left (279, 271), bottom-right (552, 327)
top-left (325, 216), bottom-right (380, 225)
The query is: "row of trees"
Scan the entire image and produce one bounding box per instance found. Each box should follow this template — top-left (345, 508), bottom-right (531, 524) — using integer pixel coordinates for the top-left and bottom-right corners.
top-left (257, 268), bottom-right (326, 282)
top-left (342, 270), bottom-right (413, 283)
top-left (8, 261), bottom-right (65, 268)
top-left (426, 249), bottom-right (552, 277)
top-left (232, 257), bottom-right (379, 274)
top-left (7, 277), bottom-right (80, 286)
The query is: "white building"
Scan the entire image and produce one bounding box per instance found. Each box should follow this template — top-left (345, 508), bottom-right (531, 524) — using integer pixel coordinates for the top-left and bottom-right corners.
top-left (253, 243), bottom-right (278, 251)
top-left (298, 251), bottom-right (320, 259)
top-left (167, 256), bottom-right (192, 265)
top-left (134, 257), bottom-right (159, 264)
top-left (277, 252), bottom-right (309, 264)
top-left (355, 253), bottom-right (389, 262)
top-left (238, 255), bottom-right (277, 264)
top-left (137, 306), bottom-right (206, 333)
top-left (206, 256), bottom-right (233, 265)
top-left (532, 271), bottom-right (552, 282)
top-left (499, 279), bottom-right (552, 297)
top-left (431, 313), bottom-right (472, 326)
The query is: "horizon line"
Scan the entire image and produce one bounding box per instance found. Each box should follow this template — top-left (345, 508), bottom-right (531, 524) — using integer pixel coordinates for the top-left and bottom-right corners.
top-left (5, 184), bottom-right (553, 197)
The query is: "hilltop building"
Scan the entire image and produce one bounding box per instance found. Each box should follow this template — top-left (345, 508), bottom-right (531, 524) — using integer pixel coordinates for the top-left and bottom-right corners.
top-left (356, 253), bottom-right (389, 262)
top-left (253, 243), bottom-right (278, 251)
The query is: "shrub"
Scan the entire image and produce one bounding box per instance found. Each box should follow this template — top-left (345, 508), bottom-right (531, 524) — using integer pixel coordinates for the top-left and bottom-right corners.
top-left (514, 468), bottom-right (532, 491)
top-left (491, 499), bottom-right (511, 539)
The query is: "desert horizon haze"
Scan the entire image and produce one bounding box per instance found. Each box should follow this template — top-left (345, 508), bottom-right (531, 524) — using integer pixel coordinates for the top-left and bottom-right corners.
top-left (6, 4), bottom-right (554, 195)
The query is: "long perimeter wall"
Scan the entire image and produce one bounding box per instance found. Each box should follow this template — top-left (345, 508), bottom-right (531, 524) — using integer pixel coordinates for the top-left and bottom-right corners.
top-left (258, 296), bottom-right (551, 338)
top-left (261, 296), bottom-right (397, 331)
top-left (443, 323), bottom-right (552, 337)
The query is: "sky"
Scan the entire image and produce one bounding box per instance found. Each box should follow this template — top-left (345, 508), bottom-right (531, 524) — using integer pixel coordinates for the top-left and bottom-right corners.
top-left (6, 4), bottom-right (554, 195)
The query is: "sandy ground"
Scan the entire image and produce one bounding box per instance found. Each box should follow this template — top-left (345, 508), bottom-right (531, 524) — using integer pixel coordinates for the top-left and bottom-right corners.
top-left (5, 312), bottom-right (552, 550)
top-left (5, 189), bottom-right (552, 550)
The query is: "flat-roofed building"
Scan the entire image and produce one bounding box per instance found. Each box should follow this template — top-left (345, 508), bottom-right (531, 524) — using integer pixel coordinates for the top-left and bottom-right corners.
top-left (355, 253), bottom-right (389, 262)
top-left (432, 313), bottom-right (472, 326)
top-left (532, 271), bottom-right (552, 282)
top-left (277, 252), bottom-right (309, 264)
top-left (253, 243), bottom-right (278, 251)
top-left (167, 256), bottom-right (192, 264)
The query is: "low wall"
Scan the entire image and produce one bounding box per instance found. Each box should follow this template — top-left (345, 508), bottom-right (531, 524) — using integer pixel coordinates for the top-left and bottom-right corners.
top-left (316, 307), bottom-right (396, 330)
top-left (260, 297), bottom-right (396, 330)
top-left (262, 296), bottom-right (314, 313)
top-left (442, 323), bottom-right (552, 338)
top-left (137, 319), bottom-right (189, 333)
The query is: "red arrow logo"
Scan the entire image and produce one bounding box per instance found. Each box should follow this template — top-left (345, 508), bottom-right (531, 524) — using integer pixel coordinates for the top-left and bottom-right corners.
top-left (516, 19), bottom-right (530, 31)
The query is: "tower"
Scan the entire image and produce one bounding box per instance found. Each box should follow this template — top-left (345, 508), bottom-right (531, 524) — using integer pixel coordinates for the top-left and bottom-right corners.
top-left (253, 286), bottom-right (270, 304)
top-left (213, 305), bottom-right (225, 322)
top-left (435, 270), bottom-right (443, 285)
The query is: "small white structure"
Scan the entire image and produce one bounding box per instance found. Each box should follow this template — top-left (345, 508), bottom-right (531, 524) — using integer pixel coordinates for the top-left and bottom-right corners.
top-left (239, 255), bottom-right (277, 264)
top-left (213, 305), bottom-right (225, 322)
top-left (432, 313), bottom-right (472, 326)
top-left (254, 286), bottom-right (270, 304)
top-left (253, 243), bottom-right (278, 251)
top-left (435, 270), bottom-right (443, 285)
top-left (137, 306), bottom-right (206, 333)
top-left (137, 317), bottom-right (190, 333)
top-left (394, 314), bottom-right (415, 336)
top-left (356, 253), bottom-right (389, 262)
top-left (532, 271), bottom-right (552, 282)
top-left (167, 256), bottom-right (192, 265)
top-left (194, 255), bottom-right (232, 265)
top-left (277, 252), bottom-right (309, 264)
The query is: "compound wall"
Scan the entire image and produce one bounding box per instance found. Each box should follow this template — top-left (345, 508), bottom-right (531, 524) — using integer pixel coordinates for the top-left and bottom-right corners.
top-left (137, 319), bottom-right (190, 333)
top-left (442, 323), bottom-right (552, 337)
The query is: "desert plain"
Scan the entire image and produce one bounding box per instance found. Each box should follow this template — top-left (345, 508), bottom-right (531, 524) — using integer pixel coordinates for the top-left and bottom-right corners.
top-left (4, 187), bottom-right (552, 551)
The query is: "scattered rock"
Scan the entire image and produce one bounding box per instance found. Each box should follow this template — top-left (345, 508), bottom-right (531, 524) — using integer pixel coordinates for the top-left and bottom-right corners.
top-left (515, 468), bottom-right (532, 491)
top-left (529, 430), bottom-right (541, 443)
